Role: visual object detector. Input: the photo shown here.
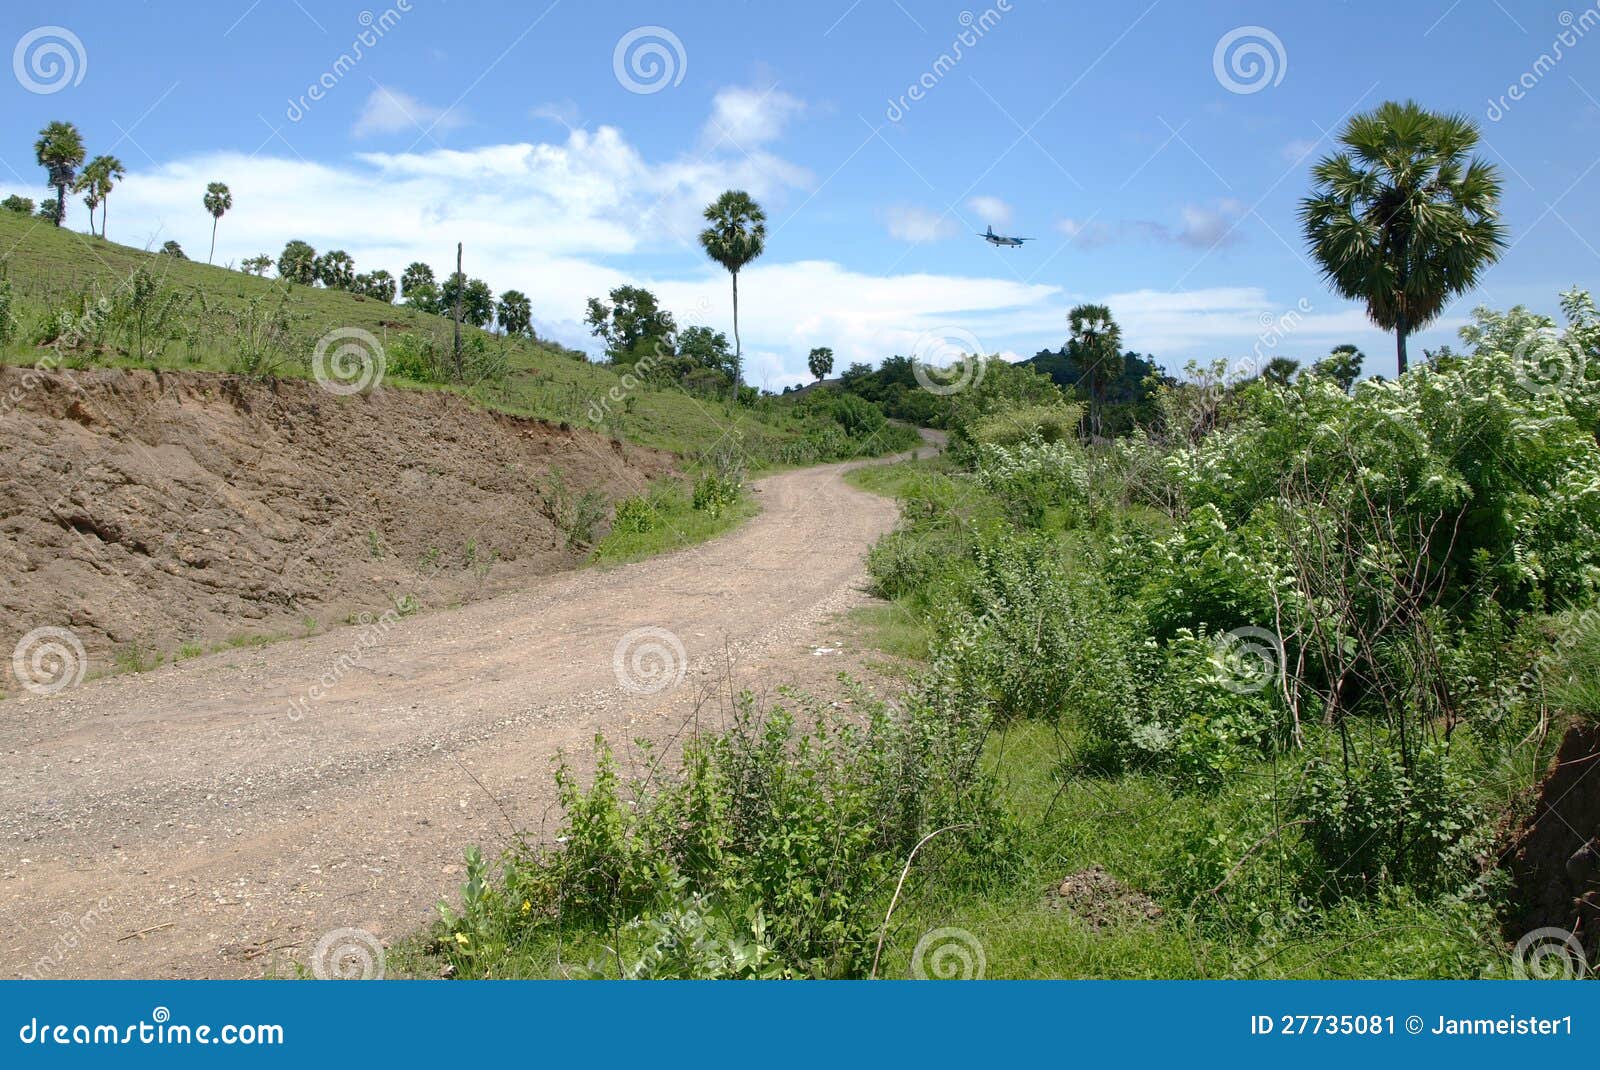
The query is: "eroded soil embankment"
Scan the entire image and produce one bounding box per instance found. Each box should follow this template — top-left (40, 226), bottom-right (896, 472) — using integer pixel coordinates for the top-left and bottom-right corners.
top-left (1503, 722), bottom-right (1600, 965)
top-left (0, 367), bottom-right (673, 685)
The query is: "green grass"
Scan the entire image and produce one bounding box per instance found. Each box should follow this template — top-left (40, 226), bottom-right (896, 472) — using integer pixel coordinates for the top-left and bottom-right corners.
top-left (590, 479), bottom-right (760, 566)
top-left (0, 210), bottom-right (912, 465)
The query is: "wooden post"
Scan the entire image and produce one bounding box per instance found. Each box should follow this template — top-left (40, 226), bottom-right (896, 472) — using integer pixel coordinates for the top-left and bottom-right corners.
top-left (452, 242), bottom-right (464, 380)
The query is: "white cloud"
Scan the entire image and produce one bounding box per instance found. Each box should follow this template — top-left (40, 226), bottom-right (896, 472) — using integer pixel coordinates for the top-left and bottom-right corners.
top-left (967, 195), bottom-right (1013, 227)
top-left (1172, 198), bottom-right (1245, 248)
top-left (1056, 217), bottom-right (1116, 248)
top-left (884, 205), bottom-right (956, 242)
top-left (353, 86), bottom-right (466, 139)
top-left (702, 85), bottom-right (805, 150)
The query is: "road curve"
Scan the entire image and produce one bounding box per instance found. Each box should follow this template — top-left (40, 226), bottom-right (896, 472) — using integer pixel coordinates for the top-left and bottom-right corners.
top-left (0, 444), bottom-right (929, 978)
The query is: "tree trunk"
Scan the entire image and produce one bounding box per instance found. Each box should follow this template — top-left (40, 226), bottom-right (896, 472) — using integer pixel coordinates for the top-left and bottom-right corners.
top-left (101, 197), bottom-right (108, 240)
top-left (1395, 312), bottom-right (1409, 376)
top-left (53, 183), bottom-right (65, 227)
top-left (730, 270), bottom-right (742, 404)
top-left (209, 217), bottom-right (218, 264)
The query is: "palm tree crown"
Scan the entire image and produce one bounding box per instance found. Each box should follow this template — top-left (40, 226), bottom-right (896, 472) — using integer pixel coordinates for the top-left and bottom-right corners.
top-left (34, 121), bottom-right (86, 228)
top-left (1300, 100), bottom-right (1507, 374)
top-left (699, 190), bottom-right (767, 401)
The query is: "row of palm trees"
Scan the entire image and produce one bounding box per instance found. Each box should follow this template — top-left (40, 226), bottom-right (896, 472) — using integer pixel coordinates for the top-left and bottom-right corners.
top-left (31, 120), bottom-right (235, 264)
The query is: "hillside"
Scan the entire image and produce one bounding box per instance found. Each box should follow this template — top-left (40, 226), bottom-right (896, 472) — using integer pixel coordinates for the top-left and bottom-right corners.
top-left (0, 211), bottom-right (909, 461)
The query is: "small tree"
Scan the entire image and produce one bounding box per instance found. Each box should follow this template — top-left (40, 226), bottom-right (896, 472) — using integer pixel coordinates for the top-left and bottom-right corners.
top-left (240, 254), bottom-right (274, 276)
top-left (278, 240), bottom-right (317, 284)
top-left (1261, 357), bottom-right (1300, 385)
top-left (203, 181), bottom-right (232, 264)
top-left (36, 198), bottom-right (59, 221)
top-left (34, 121), bottom-right (86, 228)
top-left (1308, 344), bottom-right (1365, 392)
top-left (584, 285), bottom-right (677, 367)
top-left (161, 240), bottom-right (186, 259)
top-left (2, 195), bottom-right (35, 215)
top-left (497, 290), bottom-right (532, 336)
top-left (442, 273), bottom-right (494, 327)
top-left (808, 346), bottom-right (835, 381)
top-left (401, 262), bottom-right (439, 312)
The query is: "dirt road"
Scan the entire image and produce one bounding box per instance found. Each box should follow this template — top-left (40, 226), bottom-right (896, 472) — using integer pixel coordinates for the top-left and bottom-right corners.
top-left (0, 446), bottom-right (928, 978)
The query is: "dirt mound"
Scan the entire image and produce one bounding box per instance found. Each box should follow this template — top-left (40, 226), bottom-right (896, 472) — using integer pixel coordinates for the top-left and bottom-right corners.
top-left (1501, 721), bottom-right (1600, 967)
top-left (1049, 865), bottom-right (1164, 931)
top-left (0, 367), bottom-right (673, 687)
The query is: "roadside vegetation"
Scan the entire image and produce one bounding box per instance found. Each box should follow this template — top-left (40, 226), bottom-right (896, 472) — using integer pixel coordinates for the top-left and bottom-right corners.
top-left (407, 101), bottom-right (1599, 980)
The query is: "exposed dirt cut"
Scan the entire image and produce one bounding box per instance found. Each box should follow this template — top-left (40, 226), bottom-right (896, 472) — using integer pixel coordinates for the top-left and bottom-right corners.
top-left (1502, 721), bottom-right (1600, 966)
top-left (0, 367), bottom-right (673, 685)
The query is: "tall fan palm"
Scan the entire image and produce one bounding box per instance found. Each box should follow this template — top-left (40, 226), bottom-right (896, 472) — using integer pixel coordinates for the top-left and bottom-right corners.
top-left (1066, 303), bottom-right (1123, 440)
top-left (204, 182), bottom-right (232, 264)
top-left (1300, 101), bottom-right (1507, 375)
top-left (698, 190), bottom-right (766, 402)
top-left (89, 155), bottom-right (123, 239)
top-left (34, 121), bottom-right (86, 228)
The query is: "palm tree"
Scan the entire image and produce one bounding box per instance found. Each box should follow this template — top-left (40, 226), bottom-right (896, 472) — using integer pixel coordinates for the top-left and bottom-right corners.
top-left (203, 182), bottom-right (232, 264)
top-left (497, 290), bottom-right (532, 337)
top-left (34, 121), bottom-right (86, 228)
top-left (698, 190), bottom-right (766, 402)
top-left (1261, 356), bottom-right (1300, 385)
top-left (1066, 303), bottom-right (1123, 439)
top-left (278, 240), bottom-right (317, 285)
top-left (808, 346), bottom-right (834, 381)
top-left (86, 155), bottom-right (123, 238)
top-left (79, 185), bottom-right (101, 236)
top-left (1301, 101), bottom-right (1507, 375)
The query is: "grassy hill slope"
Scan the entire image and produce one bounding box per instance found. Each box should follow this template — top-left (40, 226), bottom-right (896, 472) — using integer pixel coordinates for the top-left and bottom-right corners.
top-left (0, 211), bottom-right (913, 464)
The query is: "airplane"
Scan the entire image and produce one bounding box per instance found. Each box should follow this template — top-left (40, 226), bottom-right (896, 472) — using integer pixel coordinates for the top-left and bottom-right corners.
top-left (979, 225), bottom-right (1032, 248)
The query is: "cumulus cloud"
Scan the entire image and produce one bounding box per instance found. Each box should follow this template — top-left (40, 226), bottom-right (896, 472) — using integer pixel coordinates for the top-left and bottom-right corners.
top-left (702, 85), bottom-right (806, 149)
top-left (966, 195), bottom-right (1013, 227)
top-left (884, 205), bottom-right (956, 242)
top-left (1053, 200), bottom-right (1247, 250)
top-left (353, 86), bottom-right (466, 138)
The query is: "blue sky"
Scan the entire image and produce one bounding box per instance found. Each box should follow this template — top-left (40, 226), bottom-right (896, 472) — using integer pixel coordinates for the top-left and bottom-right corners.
top-left (2, 1), bottom-right (1596, 388)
